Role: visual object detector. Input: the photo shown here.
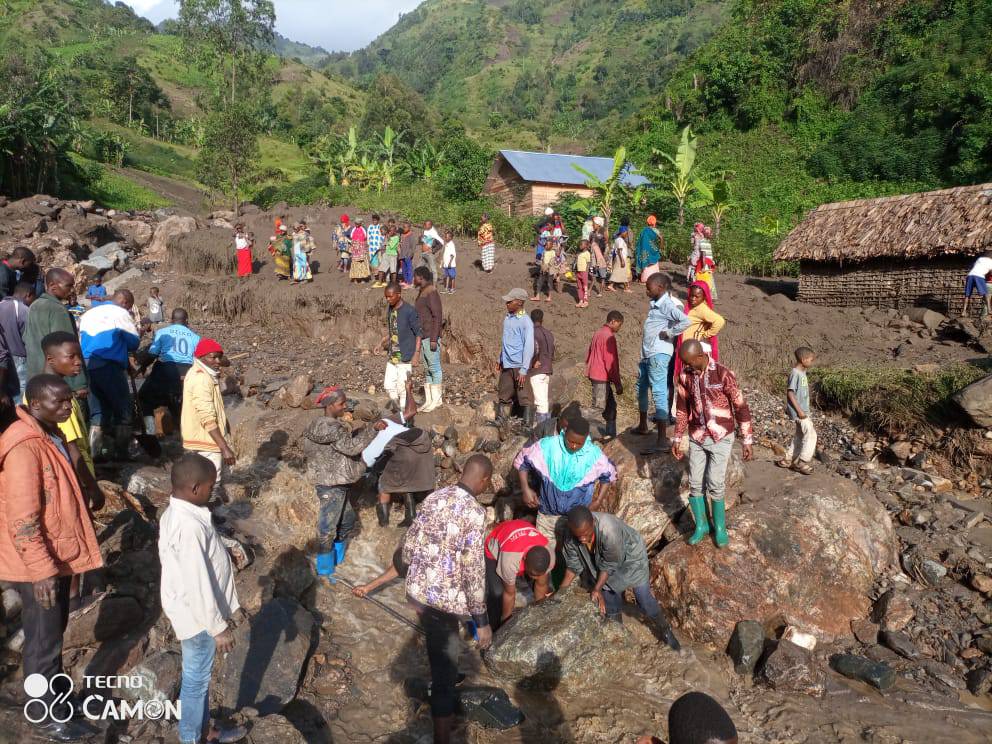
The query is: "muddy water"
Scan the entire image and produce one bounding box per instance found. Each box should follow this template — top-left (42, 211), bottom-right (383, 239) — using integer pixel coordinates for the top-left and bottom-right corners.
top-left (306, 512), bottom-right (992, 743)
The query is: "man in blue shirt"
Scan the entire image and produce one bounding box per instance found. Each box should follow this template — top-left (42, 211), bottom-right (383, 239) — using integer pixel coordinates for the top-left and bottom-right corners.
top-left (496, 288), bottom-right (535, 427)
top-left (635, 273), bottom-right (689, 453)
top-left (137, 308), bottom-right (201, 433)
top-left (85, 276), bottom-right (107, 304)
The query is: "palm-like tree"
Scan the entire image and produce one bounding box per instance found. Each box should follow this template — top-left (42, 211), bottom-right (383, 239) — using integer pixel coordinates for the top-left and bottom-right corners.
top-left (654, 126), bottom-right (699, 226)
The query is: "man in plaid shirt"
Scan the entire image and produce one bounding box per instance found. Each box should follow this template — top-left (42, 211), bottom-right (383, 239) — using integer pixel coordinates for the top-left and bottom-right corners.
top-left (672, 339), bottom-right (753, 548)
top-left (367, 213), bottom-right (386, 287)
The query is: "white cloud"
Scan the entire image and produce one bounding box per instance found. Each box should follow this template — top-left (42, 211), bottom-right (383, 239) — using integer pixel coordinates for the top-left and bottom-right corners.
top-left (120, 0), bottom-right (423, 52)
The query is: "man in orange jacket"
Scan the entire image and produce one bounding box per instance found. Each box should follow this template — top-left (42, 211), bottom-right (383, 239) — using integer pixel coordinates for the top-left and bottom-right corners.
top-left (0, 374), bottom-right (103, 742)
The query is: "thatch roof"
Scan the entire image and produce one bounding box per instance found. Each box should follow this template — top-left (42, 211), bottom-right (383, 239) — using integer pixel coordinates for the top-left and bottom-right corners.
top-left (775, 183), bottom-right (992, 263)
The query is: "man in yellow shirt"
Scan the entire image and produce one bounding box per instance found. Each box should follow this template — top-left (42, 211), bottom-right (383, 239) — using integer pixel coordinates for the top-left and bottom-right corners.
top-left (181, 338), bottom-right (236, 502)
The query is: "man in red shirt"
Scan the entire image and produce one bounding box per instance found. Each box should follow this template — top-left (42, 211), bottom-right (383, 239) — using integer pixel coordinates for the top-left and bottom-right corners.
top-left (484, 519), bottom-right (553, 629)
top-left (585, 311), bottom-right (624, 439)
top-left (672, 339), bottom-right (753, 548)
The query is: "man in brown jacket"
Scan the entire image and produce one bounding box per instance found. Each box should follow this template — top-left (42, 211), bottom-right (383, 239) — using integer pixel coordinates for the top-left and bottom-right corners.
top-left (0, 374), bottom-right (102, 742)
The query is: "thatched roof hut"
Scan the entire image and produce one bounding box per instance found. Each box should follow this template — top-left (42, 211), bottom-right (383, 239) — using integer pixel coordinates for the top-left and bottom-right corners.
top-left (776, 184), bottom-right (992, 314)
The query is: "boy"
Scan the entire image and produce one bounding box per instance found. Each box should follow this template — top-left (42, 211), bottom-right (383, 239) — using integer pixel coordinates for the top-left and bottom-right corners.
top-left (441, 230), bottom-right (456, 294)
top-left (147, 287), bottom-right (165, 324)
top-left (85, 276), bottom-right (107, 303)
top-left (777, 346), bottom-right (816, 474)
top-left (575, 240), bottom-right (592, 308)
top-left (963, 251), bottom-right (992, 317)
top-left (586, 311), bottom-right (624, 439)
top-left (529, 309), bottom-right (554, 424)
top-left (368, 213), bottom-right (385, 287)
top-left (158, 454), bottom-right (245, 744)
top-left (181, 338), bottom-right (236, 500)
top-left (384, 219), bottom-right (400, 284)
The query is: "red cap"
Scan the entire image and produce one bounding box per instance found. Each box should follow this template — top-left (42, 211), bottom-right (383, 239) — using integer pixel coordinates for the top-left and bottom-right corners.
top-left (194, 338), bottom-right (223, 358)
top-left (341, 214), bottom-right (350, 224)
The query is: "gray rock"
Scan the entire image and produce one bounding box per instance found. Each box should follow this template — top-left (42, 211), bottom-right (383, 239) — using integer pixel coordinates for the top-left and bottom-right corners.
top-left (906, 307), bottom-right (947, 330)
top-left (122, 651), bottom-right (182, 704)
top-left (91, 241), bottom-right (123, 257)
top-left (80, 255), bottom-right (115, 274)
top-left (246, 714), bottom-right (305, 743)
top-left (830, 653), bottom-right (896, 691)
top-left (954, 373), bottom-right (992, 428)
top-left (216, 597), bottom-right (316, 715)
top-left (762, 640), bottom-right (825, 697)
top-left (484, 587), bottom-right (611, 685)
top-left (965, 665), bottom-right (992, 695)
top-left (880, 629), bottom-right (919, 659)
top-left (872, 589), bottom-right (915, 632)
top-left (727, 620), bottom-right (765, 676)
top-left (103, 267), bottom-right (144, 294)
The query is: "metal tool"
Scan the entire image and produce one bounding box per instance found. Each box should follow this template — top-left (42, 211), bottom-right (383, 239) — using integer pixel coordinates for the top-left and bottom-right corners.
top-left (334, 574), bottom-right (425, 636)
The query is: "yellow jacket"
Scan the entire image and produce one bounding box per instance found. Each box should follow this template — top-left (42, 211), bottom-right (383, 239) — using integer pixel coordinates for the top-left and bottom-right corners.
top-left (181, 359), bottom-right (227, 452)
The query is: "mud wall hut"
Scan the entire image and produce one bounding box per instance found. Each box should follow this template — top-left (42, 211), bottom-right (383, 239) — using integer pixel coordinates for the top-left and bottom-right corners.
top-left (775, 184), bottom-right (992, 314)
top-left (482, 150), bottom-right (650, 217)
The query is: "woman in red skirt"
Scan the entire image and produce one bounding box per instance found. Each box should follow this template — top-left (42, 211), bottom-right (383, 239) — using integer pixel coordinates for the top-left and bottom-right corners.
top-left (235, 224), bottom-right (253, 277)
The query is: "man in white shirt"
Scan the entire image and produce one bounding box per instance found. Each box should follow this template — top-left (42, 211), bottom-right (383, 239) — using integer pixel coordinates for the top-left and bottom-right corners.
top-left (963, 252), bottom-right (992, 317)
top-left (158, 454), bottom-right (244, 744)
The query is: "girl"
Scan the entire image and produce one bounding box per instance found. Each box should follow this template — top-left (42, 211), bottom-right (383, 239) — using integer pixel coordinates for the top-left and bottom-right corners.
top-left (575, 239), bottom-right (592, 308)
top-left (441, 230), bottom-right (457, 294)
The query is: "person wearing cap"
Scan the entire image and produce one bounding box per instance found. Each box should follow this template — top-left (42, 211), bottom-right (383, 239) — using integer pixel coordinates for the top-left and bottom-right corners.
top-left (477, 213), bottom-right (496, 273)
top-left (304, 386), bottom-right (386, 577)
top-left (334, 214), bottom-right (352, 272)
top-left (635, 215), bottom-right (664, 281)
top-left (181, 338), bottom-right (235, 500)
top-left (495, 289), bottom-right (535, 427)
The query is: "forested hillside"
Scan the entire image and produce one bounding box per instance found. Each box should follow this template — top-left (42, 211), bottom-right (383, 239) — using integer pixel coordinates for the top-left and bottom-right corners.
top-left (326, 0), bottom-right (730, 148)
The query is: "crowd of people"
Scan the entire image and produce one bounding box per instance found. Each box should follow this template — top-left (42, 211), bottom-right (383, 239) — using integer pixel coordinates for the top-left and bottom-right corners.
top-left (0, 206), bottom-right (796, 744)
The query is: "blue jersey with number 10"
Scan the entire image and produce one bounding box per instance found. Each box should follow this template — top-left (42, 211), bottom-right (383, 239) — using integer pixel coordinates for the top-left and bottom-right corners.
top-left (149, 324), bottom-right (201, 365)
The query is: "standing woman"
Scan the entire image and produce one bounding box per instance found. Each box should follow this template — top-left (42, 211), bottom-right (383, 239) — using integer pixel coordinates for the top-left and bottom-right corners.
top-left (672, 280), bottom-right (724, 417)
top-left (268, 224), bottom-right (292, 280)
top-left (609, 224), bottom-right (632, 293)
top-left (478, 213), bottom-right (496, 273)
top-left (590, 217), bottom-right (608, 298)
top-left (234, 224), bottom-right (253, 278)
top-left (688, 222), bottom-right (706, 284)
top-left (349, 217), bottom-right (371, 284)
top-left (635, 216), bottom-right (663, 281)
top-left (291, 223), bottom-right (313, 284)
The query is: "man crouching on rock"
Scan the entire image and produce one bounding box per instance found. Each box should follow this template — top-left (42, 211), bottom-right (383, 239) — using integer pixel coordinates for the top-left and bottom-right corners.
top-left (559, 505), bottom-right (681, 651)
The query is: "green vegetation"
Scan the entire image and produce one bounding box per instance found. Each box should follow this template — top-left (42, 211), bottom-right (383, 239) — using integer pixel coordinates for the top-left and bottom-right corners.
top-left (64, 154), bottom-right (170, 211)
top-left (811, 362), bottom-right (991, 437)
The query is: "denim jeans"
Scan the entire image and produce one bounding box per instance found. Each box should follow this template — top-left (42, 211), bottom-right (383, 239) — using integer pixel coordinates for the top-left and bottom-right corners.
top-left (688, 434), bottom-right (735, 501)
top-left (401, 257), bottom-right (413, 284)
top-left (87, 360), bottom-right (132, 428)
top-left (637, 352), bottom-right (671, 421)
top-left (12, 355), bottom-right (27, 404)
top-left (179, 630), bottom-right (216, 744)
top-left (421, 341), bottom-right (442, 384)
top-left (603, 582), bottom-right (663, 623)
top-left (316, 485), bottom-right (356, 552)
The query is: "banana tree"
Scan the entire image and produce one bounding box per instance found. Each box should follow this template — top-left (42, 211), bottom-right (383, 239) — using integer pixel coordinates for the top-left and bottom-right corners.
top-left (572, 146), bottom-right (631, 234)
top-left (654, 126), bottom-right (699, 226)
top-left (691, 171), bottom-right (735, 237)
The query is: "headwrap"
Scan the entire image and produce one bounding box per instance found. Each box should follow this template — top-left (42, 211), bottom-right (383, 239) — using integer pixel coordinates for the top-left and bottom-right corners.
top-left (676, 280), bottom-right (720, 364)
top-left (647, 215), bottom-right (657, 226)
top-left (341, 215), bottom-right (350, 224)
top-left (593, 216), bottom-right (604, 227)
top-left (544, 207), bottom-right (554, 216)
top-left (194, 338), bottom-right (223, 358)
top-left (693, 222), bottom-right (705, 235)
top-left (315, 385), bottom-right (342, 407)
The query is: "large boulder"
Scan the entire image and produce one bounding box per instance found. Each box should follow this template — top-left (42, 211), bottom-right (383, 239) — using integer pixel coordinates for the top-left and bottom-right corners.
top-left (114, 219), bottom-right (154, 249)
top-left (484, 587), bottom-right (617, 685)
top-left (651, 466), bottom-right (897, 647)
top-left (954, 374), bottom-right (992, 428)
top-left (121, 651), bottom-right (182, 704)
top-left (215, 597), bottom-right (316, 715)
top-left (59, 212), bottom-right (118, 247)
top-left (146, 215), bottom-right (198, 261)
top-left (63, 595), bottom-right (145, 649)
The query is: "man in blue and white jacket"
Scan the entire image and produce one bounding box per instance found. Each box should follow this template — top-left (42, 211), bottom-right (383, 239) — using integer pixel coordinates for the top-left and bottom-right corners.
top-left (79, 289), bottom-right (142, 459)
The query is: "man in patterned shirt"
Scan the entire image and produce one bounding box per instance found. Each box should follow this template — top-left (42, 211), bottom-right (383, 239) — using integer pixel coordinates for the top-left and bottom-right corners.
top-left (672, 339), bottom-right (753, 548)
top-left (403, 454), bottom-right (494, 744)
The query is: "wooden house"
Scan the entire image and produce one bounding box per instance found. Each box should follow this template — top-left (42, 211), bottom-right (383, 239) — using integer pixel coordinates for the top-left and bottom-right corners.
top-left (775, 184), bottom-right (992, 315)
top-left (482, 150), bottom-right (650, 217)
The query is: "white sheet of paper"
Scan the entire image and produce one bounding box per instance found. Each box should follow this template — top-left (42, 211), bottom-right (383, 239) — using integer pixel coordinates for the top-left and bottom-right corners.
top-left (362, 419), bottom-right (408, 467)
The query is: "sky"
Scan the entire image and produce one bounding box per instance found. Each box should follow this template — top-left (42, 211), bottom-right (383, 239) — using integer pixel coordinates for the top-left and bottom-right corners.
top-left (121, 1), bottom-right (423, 52)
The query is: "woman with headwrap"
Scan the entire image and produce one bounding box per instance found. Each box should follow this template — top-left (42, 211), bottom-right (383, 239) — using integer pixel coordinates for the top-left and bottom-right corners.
top-left (608, 224), bottom-right (632, 292)
top-left (267, 222), bottom-right (292, 280)
top-left (590, 217), bottom-right (608, 297)
top-left (634, 216), bottom-right (663, 281)
top-left (291, 224), bottom-right (313, 284)
top-left (688, 222), bottom-right (706, 283)
top-left (671, 280), bottom-right (724, 416)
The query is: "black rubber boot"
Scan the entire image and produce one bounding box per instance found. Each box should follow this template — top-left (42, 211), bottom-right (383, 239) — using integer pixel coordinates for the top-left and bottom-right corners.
top-left (654, 617), bottom-right (682, 651)
top-left (376, 502), bottom-right (391, 527)
top-left (521, 406), bottom-right (535, 429)
top-left (494, 403), bottom-right (510, 425)
top-left (398, 493), bottom-right (417, 527)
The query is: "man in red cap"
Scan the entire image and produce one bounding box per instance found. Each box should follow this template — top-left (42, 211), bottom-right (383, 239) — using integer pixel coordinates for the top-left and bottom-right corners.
top-left (181, 338), bottom-right (236, 501)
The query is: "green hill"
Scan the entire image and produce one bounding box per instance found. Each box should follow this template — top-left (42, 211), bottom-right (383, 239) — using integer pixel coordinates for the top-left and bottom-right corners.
top-left (325, 0), bottom-right (730, 149)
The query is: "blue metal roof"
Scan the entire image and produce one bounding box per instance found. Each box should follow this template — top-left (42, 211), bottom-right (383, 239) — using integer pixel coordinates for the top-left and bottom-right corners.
top-left (499, 150), bottom-right (651, 188)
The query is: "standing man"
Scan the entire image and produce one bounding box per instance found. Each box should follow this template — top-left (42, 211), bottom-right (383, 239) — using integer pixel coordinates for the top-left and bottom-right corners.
top-left (0, 281), bottom-right (36, 405)
top-left (477, 213), bottom-right (496, 273)
top-left (514, 417), bottom-right (617, 549)
top-left (0, 374), bottom-right (103, 742)
top-left (586, 310), bottom-right (624, 439)
top-left (496, 288), bottom-right (535, 426)
top-left (529, 308), bottom-right (555, 424)
top-left (962, 251), bottom-right (992, 317)
top-left (559, 505), bottom-right (680, 650)
top-left (672, 339), bottom-right (753, 548)
top-left (137, 308), bottom-right (201, 432)
top-left (24, 269), bottom-right (88, 399)
top-left (484, 519), bottom-right (553, 630)
top-left (403, 454), bottom-right (495, 744)
top-left (181, 338), bottom-right (237, 502)
top-left (79, 289), bottom-right (142, 460)
top-left (0, 247), bottom-right (41, 298)
top-left (634, 273), bottom-right (690, 454)
top-left (382, 282), bottom-right (422, 411)
top-left (413, 267), bottom-right (444, 412)
top-left (398, 220), bottom-right (417, 288)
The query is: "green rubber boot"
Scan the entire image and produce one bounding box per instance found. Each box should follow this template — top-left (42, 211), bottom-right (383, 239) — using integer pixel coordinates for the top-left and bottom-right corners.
top-left (687, 496), bottom-right (710, 545)
top-left (711, 498), bottom-right (729, 548)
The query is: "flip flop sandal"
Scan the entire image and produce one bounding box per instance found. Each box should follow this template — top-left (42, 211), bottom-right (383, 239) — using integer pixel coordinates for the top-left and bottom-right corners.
top-left (775, 459), bottom-right (793, 469)
top-left (794, 462), bottom-right (814, 475)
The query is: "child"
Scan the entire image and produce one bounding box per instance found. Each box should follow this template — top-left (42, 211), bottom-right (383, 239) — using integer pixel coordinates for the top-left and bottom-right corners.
top-left (39, 332), bottom-right (98, 484)
top-left (384, 222), bottom-right (400, 284)
top-left (85, 276), bottom-right (107, 303)
top-left (777, 346), bottom-right (816, 474)
top-left (368, 213), bottom-right (384, 286)
top-left (158, 454), bottom-right (245, 744)
top-left (575, 239), bottom-right (592, 308)
top-left (441, 230), bottom-right (457, 294)
top-left (529, 308), bottom-right (555, 424)
top-left (531, 243), bottom-right (556, 302)
top-left (147, 287), bottom-right (165, 324)
top-left (586, 311), bottom-right (624, 439)
top-left (694, 226), bottom-right (717, 299)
